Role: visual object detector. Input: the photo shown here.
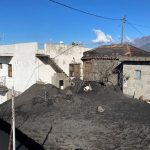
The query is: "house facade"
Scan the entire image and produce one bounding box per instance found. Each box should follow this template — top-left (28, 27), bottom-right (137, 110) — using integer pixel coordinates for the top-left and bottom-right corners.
top-left (0, 42), bottom-right (88, 104)
top-left (82, 44), bottom-right (150, 101)
top-left (44, 43), bottom-right (89, 79)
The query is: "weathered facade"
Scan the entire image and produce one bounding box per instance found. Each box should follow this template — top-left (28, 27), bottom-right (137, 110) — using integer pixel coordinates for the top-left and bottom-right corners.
top-left (0, 42), bottom-right (89, 104)
top-left (83, 59), bottom-right (119, 85)
top-left (45, 43), bottom-right (89, 79)
top-left (82, 44), bottom-right (150, 101)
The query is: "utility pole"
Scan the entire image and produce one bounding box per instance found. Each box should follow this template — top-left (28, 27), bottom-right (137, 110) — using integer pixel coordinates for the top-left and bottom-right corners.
top-left (12, 86), bottom-right (16, 150)
top-left (121, 16), bottom-right (125, 44)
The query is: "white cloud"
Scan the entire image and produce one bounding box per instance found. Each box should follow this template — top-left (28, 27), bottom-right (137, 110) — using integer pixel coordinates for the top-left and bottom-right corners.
top-left (92, 29), bottom-right (113, 44)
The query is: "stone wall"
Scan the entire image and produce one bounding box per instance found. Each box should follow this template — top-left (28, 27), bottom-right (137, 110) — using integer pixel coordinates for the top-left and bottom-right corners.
top-left (83, 59), bottom-right (120, 85)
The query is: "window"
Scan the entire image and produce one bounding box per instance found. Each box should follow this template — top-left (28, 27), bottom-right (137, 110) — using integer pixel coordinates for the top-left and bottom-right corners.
top-left (8, 64), bottom-right (12, 77)
top-left (135, 70), bottom-right (141, 80)
top-left (0, 63), bottom-right (2, 69)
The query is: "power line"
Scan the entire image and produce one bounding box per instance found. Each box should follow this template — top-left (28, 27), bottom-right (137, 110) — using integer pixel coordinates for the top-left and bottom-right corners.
top-left (127, 22), bottom-right (150, 29)
top-left (48, 0), bottom-right (121, 21)
top-left (49, 0), bottom-right (149, 39)
top-left (126, 21), bottom-right (145, 36)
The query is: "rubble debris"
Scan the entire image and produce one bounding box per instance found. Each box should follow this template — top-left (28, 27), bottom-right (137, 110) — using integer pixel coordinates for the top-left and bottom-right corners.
top-left (97, 106), bottom-right (105, 112)
top-left (83, 84), bottom-right (92, 92)
top-left (66, 89), bottom-right (73, 98)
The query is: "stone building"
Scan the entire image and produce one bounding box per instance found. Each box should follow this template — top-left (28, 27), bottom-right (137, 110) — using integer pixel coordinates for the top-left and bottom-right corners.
top-left (82, 44), bottom-right (150, 101)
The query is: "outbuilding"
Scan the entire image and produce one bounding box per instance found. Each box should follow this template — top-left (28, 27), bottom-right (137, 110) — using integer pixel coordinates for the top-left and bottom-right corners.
top-left (82, 44), bottom-right (150, 101)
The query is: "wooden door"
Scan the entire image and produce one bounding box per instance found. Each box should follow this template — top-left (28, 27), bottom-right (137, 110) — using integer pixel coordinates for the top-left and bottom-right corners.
top-left (69, 64), bottom-right (81, 78)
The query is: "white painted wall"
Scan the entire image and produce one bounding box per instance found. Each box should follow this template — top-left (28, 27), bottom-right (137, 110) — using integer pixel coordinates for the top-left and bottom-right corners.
top-left (0, 43), bottom-right (38, 92)
top-left (44, 43), bottom-right (90, 78)
top-left (36, 57), bottom-right (56, 84)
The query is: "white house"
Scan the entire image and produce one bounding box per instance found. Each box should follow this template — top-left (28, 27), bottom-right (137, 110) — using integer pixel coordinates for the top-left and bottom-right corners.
top-left (0, 42), bottom-right (89, 104)
top-left (44, 43), bottom-right (90, 78)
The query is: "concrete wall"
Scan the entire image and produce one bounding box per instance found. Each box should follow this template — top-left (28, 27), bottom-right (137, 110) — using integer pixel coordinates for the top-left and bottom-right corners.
top-left (123, 62), bottom-right (150, 100)
top-left (44, 43), bottom-right (90, 78)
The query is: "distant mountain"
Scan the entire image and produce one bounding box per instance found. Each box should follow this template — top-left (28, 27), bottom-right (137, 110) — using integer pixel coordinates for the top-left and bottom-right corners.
top-left (132, 36), bottom-right (150, 51)
top-left (140, 43), bottom-right (150, 51)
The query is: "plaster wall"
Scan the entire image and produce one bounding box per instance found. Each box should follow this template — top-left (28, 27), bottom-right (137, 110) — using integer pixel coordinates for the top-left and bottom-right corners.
top-left (44, 43), bottom-right (90, 78)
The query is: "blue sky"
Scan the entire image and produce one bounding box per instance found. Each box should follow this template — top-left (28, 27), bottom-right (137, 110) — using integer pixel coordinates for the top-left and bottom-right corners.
top-left (0, 0), bottom-right (150, 47)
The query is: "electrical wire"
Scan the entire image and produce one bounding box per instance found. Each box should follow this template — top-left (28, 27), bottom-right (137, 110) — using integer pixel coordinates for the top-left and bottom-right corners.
top-left (49, 0), bottom-right (150, 29)
top-left (48, 0), bottom-right (121, 21)
top-left (126, 21), bottom-right (145, 36)
top-left (49, 0), bottom-right (149, 39)
top-left (126, 22), bottom-right (150, 29)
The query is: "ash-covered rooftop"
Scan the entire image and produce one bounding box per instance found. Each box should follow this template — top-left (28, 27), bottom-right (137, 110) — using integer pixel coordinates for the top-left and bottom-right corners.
top-left (82, 44), bottom-right (150, 60)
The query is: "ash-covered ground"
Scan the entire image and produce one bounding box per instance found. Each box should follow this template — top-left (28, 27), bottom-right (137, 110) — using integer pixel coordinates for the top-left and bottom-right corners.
top-left (0, 82), bottom-right (150, 150)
